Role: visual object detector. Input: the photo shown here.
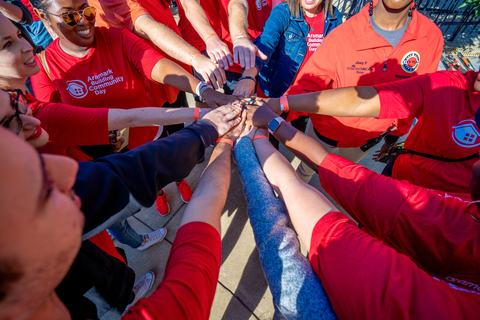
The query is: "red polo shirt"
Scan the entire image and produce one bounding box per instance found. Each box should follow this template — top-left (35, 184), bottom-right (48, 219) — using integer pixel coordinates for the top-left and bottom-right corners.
top-left (374, 71), bottom-right (480, 193)
top-left (287, 0), bottom-right (443, 148)
top-left (317, 154), bottom-right (480, 290)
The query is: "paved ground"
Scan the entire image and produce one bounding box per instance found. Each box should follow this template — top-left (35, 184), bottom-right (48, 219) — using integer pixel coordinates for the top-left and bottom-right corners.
top-left (99, 7), bottom-right (480, 320)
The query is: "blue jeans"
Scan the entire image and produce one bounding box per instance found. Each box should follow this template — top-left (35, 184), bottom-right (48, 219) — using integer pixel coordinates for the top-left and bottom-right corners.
top-left (108, 220), bottom-right (143, 249)
top-left (233, 137), bottom-right (336, 320)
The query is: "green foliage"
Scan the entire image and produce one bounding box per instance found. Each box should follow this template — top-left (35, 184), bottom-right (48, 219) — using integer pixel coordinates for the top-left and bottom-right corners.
top-left (459, 0), bottom-right (480, 19)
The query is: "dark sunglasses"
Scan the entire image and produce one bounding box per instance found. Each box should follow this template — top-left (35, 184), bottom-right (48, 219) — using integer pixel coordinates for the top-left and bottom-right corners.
top-left (2, 89), bottom-right (28, 135)
top-left (44, 6), bottom-right (96, 27)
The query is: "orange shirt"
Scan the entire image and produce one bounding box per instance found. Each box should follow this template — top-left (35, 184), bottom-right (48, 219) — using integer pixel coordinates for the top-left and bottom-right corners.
top-left (90, 0), bottom-right (192, 106)
top-left (287, 0), bottom-right (443, 148)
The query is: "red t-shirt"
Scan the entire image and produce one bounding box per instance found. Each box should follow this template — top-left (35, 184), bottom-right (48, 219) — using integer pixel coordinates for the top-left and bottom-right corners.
top-left (317, 154), bottom-right (480, 288)
top-left (124, 222), bottom-right (221, 320)
top-left (218, 0), bottom-right (272, 74)
top-left (286, 0), bottom-right (443, 147)
top-left (31, 27), bottom-right (162, 150)
top-left (296, 14), bottom-right (325, 79)
top-left (374, 71), bottom-right (480, 193)
top-left (310, 211), bottom-right (480, 320)
top-left (177, 0), bottom-right (222, 52)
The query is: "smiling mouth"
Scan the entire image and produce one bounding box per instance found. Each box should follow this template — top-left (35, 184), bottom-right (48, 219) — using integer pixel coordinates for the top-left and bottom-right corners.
top-left (76, 28), bottom-right (92, 36)
top-left (25, 57), bottom-right (36, 65)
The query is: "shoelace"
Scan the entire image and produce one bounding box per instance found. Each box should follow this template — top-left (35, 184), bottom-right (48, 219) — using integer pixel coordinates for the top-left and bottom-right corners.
top-left (133, 276), bottom-right (150, 294)
top-left (145, 230), bottom-right (164, 242)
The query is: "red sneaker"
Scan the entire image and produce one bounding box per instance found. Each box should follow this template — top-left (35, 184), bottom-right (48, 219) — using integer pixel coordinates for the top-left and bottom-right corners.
top-left (155, 190), bottom-right (170, 216)
top-left (176, 179), bottom-right (192, 203)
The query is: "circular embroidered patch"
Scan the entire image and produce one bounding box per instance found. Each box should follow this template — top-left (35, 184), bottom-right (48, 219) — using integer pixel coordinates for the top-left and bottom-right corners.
top-left (401, 51), bottom-right (421, 73)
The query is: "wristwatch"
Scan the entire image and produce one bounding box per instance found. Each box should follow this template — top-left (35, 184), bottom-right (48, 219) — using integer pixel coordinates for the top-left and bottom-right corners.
top-left (268, 117), bottom-right (285, 135)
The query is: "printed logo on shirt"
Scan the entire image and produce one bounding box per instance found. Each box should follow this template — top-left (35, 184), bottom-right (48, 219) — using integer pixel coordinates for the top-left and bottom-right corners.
top-left (434, 277), bottom-right (480, 296)
top-left (346, 61), bottom-right (374, 74)
top-left (401, 51), bottom-right (420, 73)
top-left (255, 0), bottom-right (268, 10)
top-left (66, 80), bottom-right (88, 98)
top-left (65, 69), bottom-right (124, 98)
top-left (452, 119), bottom-right (480, 148)
top-left (307, 33), bottom-right (324, 52)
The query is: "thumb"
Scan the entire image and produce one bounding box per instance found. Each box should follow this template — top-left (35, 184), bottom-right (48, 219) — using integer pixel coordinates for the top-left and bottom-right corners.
top-left (256, 48), bottom-right (268, 60)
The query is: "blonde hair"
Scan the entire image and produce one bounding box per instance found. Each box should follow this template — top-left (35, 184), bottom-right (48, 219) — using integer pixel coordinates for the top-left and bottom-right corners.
top-left (285, 0), bottom-right (335, 20)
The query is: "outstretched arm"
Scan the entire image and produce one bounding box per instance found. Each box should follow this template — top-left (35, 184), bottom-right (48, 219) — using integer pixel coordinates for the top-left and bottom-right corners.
top-left (134, 14), bottom-right (226, 89)
top-left (227, 0), bottom-right (267, 69)
top-left (266, 86), bottom-right (381, 118)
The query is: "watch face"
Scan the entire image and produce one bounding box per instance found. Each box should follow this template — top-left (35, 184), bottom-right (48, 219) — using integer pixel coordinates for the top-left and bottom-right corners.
top-left (268, 118), bottom-right (279, 133)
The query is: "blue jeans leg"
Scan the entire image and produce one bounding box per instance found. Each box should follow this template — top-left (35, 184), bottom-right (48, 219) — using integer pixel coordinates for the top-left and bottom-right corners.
top-left (108, 220), bottom-right (144, 249)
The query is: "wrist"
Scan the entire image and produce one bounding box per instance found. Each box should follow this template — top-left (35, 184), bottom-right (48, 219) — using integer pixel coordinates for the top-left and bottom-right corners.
top-left (189, 52), bottom-right (202, 66)
top-left (233, 35), bottom-right (249, 45)
top-left (215, 137), bottom-right (234, 147)
top-left (203, 33), bottom-right (218, 43)
top-left (238, 75), bottom-right (256, 84)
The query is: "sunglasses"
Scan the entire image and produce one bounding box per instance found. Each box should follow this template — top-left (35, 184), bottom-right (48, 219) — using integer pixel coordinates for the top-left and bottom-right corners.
top-left (44, 6), bottom-right (96, 27)
top-left (1, 89), bottom-right (28, 136)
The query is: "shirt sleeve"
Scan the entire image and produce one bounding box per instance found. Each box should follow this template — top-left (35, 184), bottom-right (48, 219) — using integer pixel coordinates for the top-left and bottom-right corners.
top-left (32, 101), bottom-right (109, 146)
top-left (375, 72), bottom-right (451, 120)
top-left (31, 53), bottom-right (62, 103)
top-left (120, 28), bottom-right (164, 82)
top-left (124, 222), bottom-right (221, 320)
top-left (318, 154), bottom-right (413, 237)
top-left (309, 211), bottom-right (480, 320)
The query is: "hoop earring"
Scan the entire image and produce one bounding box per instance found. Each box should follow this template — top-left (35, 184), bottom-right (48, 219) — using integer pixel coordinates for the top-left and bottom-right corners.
top-left (467, 200), bottom-right (480, 222)
top-left (369, 0), bottom-right (373, 16)
top-left (408, 0), bottom-right (417, 17)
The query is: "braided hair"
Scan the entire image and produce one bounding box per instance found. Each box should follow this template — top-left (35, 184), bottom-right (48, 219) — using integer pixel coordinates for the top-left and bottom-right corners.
top-left (29, 0), bottom-right (53, 12)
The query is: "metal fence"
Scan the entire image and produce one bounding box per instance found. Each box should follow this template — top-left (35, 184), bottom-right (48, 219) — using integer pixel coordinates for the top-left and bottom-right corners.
top-left (332, 0), bottom-right (480, 41)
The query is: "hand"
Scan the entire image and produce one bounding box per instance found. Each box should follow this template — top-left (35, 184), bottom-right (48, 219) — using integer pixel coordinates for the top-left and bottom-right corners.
top-left (202, 103), bottom-right (243, 136)
top-left (233, 37), bottom-right (267, 69)
top-left (205, 36), bottom-right (234, 70)
top-left (109, 132), bottom-right (124, 153)
top-left (238, 124), bottom-right (257, 139)
top-left (192, 55), bottom-right (226, 90)
top-left (244, 100), bottom-right (278, 128)
top-left (233, 78), bottom-right (255, 96)
top-left (372, 142), bottom-right (393, 162)
top-left (223, 108), bottom-right (247, 141)
top-left (202, 88), bottom-right (240, 109)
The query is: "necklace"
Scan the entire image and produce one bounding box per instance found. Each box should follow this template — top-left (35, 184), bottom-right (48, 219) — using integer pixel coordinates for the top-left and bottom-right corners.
top-left (305, 9), bottom-right (321, 32)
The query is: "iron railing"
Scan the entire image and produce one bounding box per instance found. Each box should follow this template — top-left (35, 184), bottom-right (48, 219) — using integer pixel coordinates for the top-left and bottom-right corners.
top-left (332, 0), bottom-right (480, 41)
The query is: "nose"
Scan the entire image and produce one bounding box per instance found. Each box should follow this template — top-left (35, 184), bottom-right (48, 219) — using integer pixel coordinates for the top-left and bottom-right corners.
top-left (41, 154), bottom-right (79, 194)
top-left (19, 109), bottom-right (41, 131)
top-left (20, 36), bottom-right (34, 53)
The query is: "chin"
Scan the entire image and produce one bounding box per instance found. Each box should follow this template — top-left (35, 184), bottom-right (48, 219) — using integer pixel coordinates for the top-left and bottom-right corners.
top-left (27, 131), bottom-right (49, 149)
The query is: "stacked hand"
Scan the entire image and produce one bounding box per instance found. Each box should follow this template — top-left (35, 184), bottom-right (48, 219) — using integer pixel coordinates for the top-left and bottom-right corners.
top-left (202, 103), bottom-right (243, 136)
top-left (203, 89), bottom-right (242, 109)
top-left (205, 36), bottom-right (234, 70)
top-left (233, 37), bottom-right (267, 69)
top-left (192, 55), bottom-right (227, 90)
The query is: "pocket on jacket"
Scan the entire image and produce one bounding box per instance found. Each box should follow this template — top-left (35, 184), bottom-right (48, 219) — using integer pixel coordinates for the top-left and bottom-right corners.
top-left (283, 30), bottom-right (302, 55)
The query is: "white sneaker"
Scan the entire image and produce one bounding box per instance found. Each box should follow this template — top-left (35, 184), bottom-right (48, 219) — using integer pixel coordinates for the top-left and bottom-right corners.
top-left (126, 271), bottom-right (155, 311)
top-left (137, 228), bottom-right (167, 251)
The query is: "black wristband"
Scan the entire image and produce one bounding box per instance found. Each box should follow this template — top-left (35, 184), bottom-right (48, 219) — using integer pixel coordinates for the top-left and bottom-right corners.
top-left (238, 76), bottom-right (256, 83)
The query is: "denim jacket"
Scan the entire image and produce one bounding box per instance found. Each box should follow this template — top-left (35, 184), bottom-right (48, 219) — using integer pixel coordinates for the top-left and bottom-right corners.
top-left (254, 2), bottom-right (342, 97)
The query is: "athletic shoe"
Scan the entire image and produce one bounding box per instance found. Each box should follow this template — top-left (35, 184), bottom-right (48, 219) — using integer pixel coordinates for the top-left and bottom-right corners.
top-left (155, 190), bottom-right (170, 216)
top-left (176, 179), bottom-right (193, 203)
top-left (125, 271), bottom-right (155, 310)
top-left (137, 228), bottom-right (168, 251)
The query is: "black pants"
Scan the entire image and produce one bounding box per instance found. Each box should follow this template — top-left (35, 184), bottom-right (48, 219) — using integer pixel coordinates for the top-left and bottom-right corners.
top-left (56, 240), bottom-right (135, 319)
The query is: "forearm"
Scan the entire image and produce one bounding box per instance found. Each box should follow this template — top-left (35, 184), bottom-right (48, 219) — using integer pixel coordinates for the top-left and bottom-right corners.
top-left (151, 58), bottom-right (201, 93)
top-left (228, 0), bottom-right (249, 38)
top-left (134, 15), bottom-right (199, 64)
top-left (0, 0), bottom-right (26, 23)
top-left (253, 137), bottom-right (336, 249)
top-left (181, 0), bottom-right (217, 40)
top-left (271, 87), bottom-right (381, 117)
top-left (180, 142), bottom-right (232, 233)
top-left (107, 107), bottom-right (212, 130)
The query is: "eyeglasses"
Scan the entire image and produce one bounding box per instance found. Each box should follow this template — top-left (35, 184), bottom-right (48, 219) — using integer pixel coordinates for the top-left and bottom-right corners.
top-left (44, 6), bottom-right (96, 27)
top-left (2, 89), bottom-right (28, 135)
